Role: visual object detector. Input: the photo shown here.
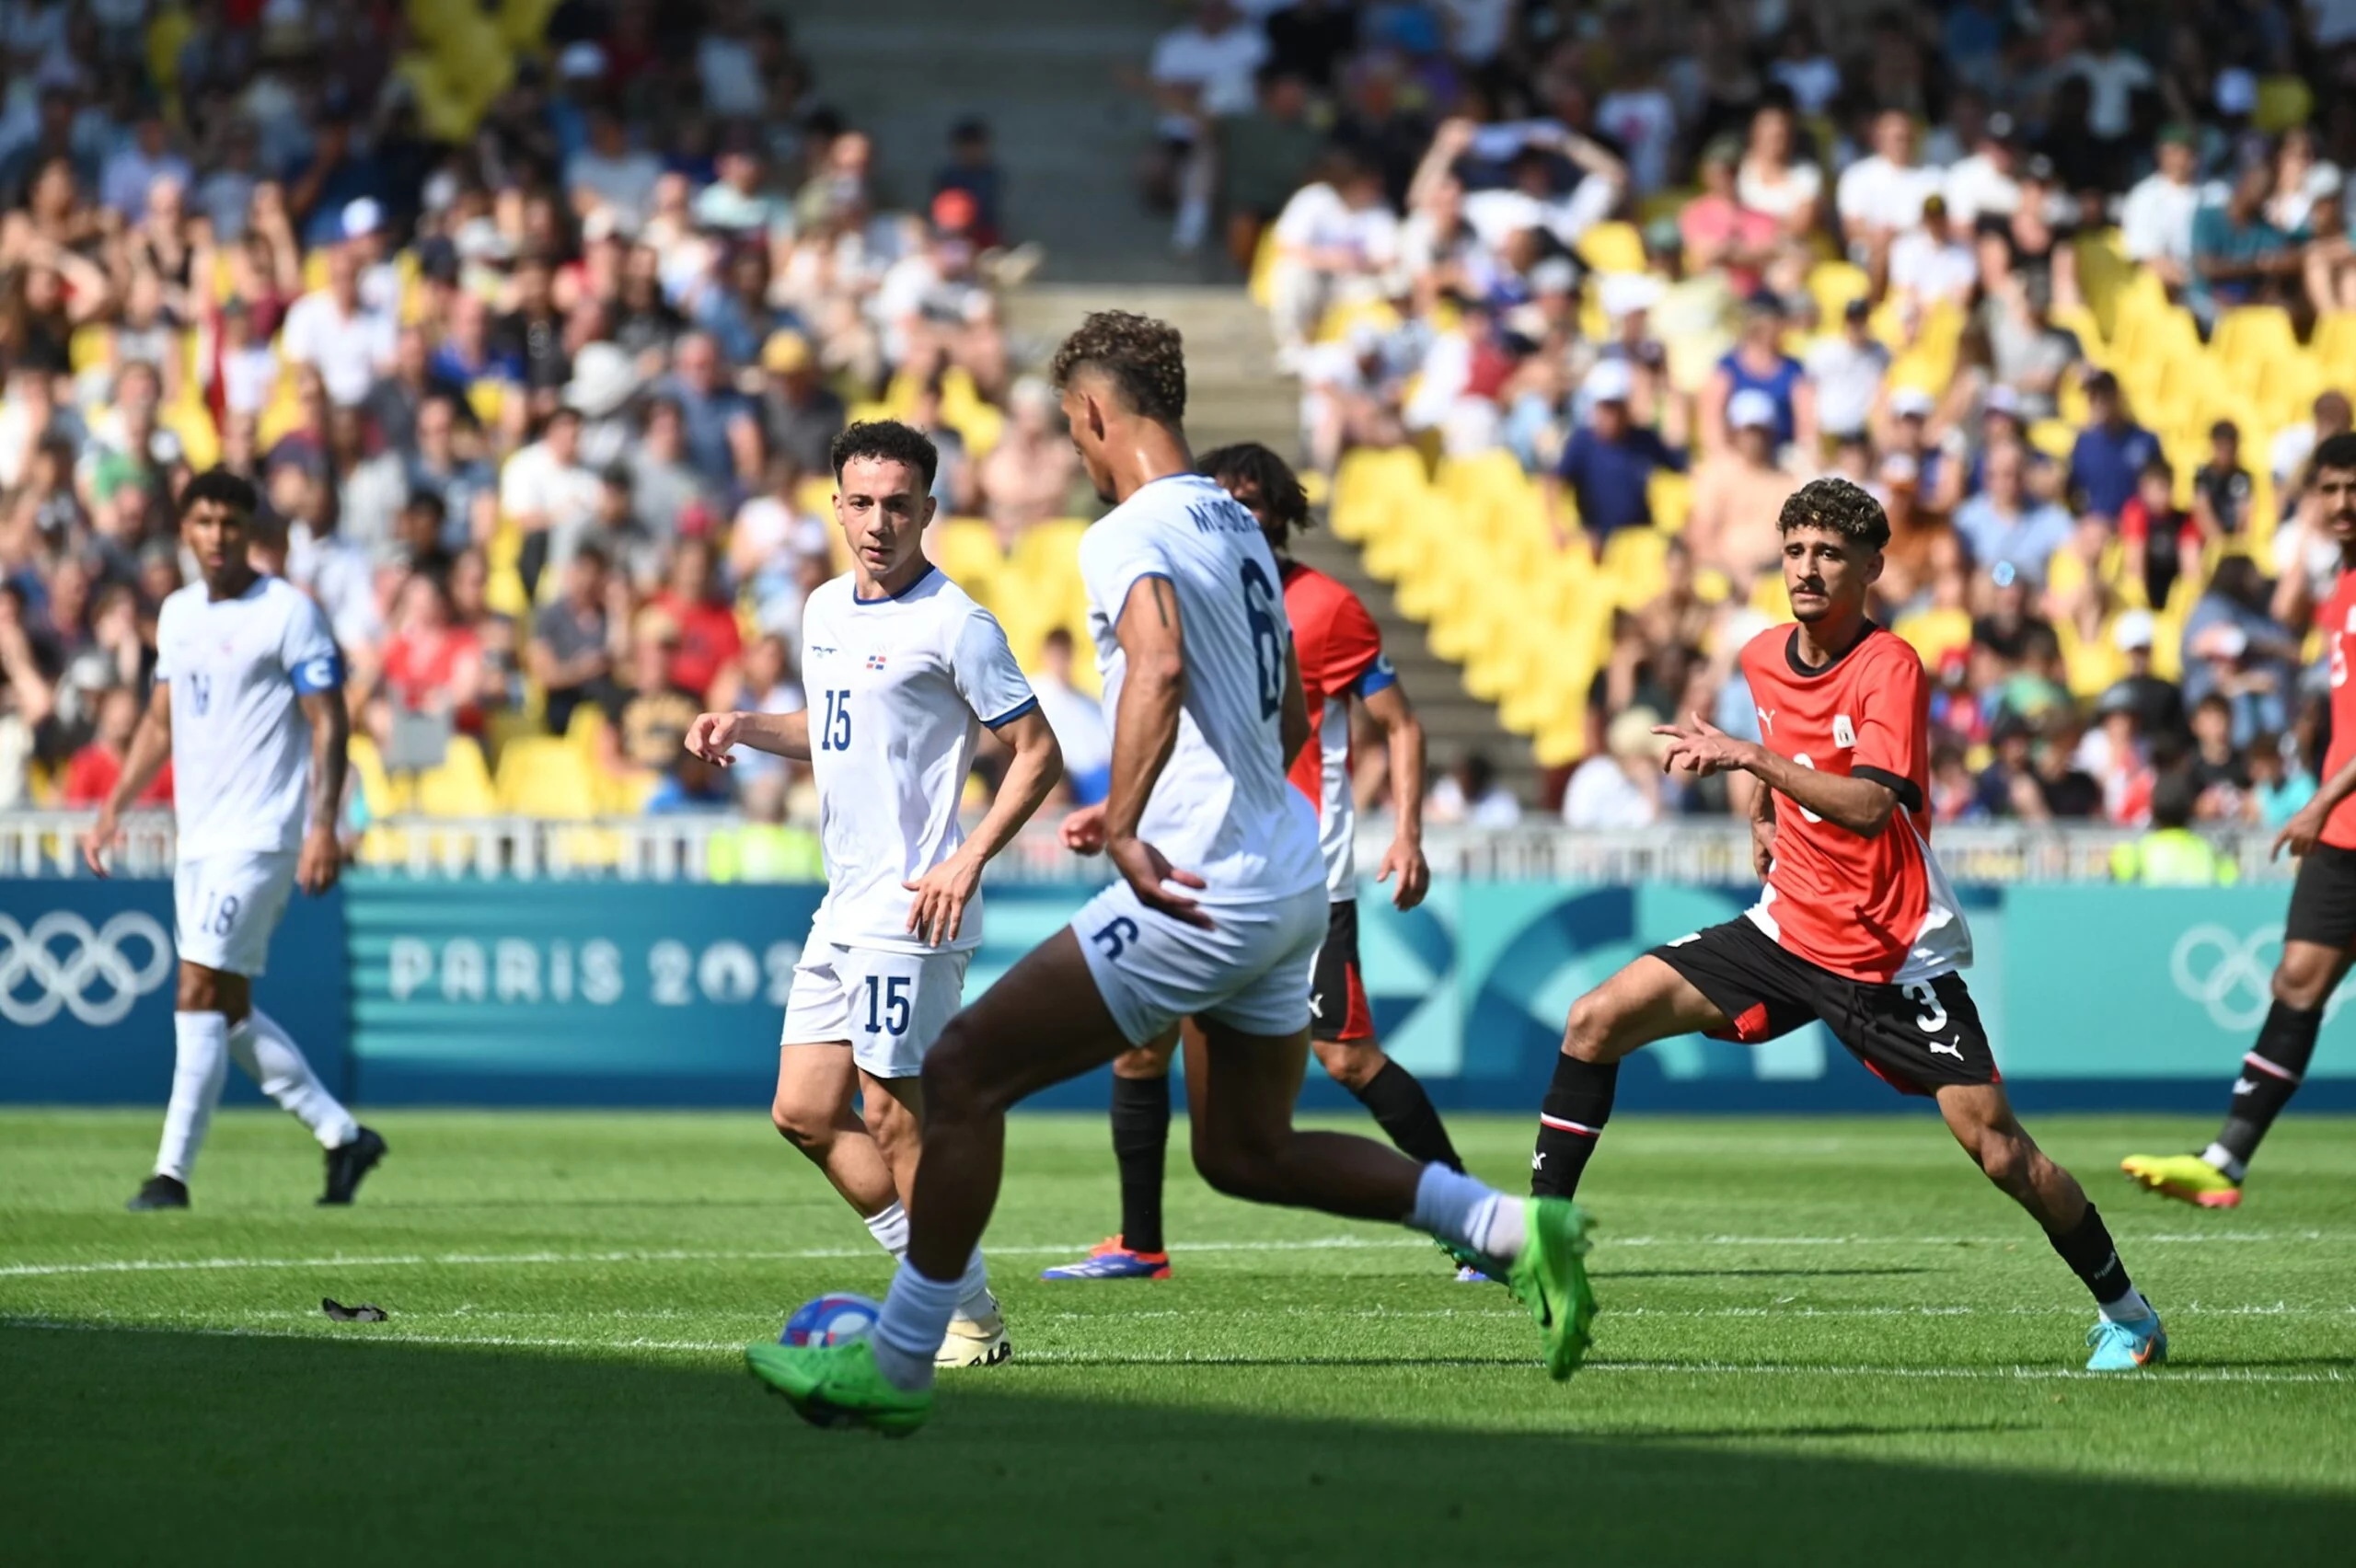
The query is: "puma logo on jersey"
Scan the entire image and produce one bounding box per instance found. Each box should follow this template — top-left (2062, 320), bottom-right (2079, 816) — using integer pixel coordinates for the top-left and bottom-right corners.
top-left (1757, 709), bottom-right (1774, 733)
top-left (1832, 714), bottom-right (1855, 748)
top-left (1927, 1039), bottom-right (1963, 1060)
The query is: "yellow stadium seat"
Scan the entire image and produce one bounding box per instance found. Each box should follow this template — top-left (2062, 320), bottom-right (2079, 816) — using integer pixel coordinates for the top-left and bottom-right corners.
top-left (1806, 261), bottom-right (1871, 326)
top-left (1248, 225), bottom-right (1278, 308)
top-left (1599, 526), bottom-right (1669, 610)
top-left (2210, 306), bottom-right (2299, 391)
top-left (161, 398), bottom-right (221, 471)
top-left (2027, 418), bottom-right (2077, 465)
top-left (347, 733), bottom-right (411, 817)
top-left (412, 735), bottom-right (496, 817)
top-left (2254, 75), bottom-right (2315, 134)
top-left (1574, 222), bottom-right (1645, 276)
top-left (2314, 315), bottom-right (2356, 375)
top-left (931, 519), bottom-right (1005, 604)
top-left (494, 736), bottom-right (600, 819)
top-left (466, 379), bottom-right (506, 428)
top-left (1648, 470), bottom-right (1692, 534)
top-left (69, 325), bottom-right (111, 375)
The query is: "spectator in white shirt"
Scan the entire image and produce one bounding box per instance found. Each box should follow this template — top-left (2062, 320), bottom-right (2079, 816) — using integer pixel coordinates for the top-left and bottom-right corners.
top-left (1805, 298), bottom-right (1891, 440)
top-left (567, 106), bottom-right (664, 232)
top-left (2063, 8), bottom-right (2154, 143)
top-left (1031, 628), bottom-right (1112, 805)
top-left (501, 407), bottom-right (606, 599)
top-left (279, 243), bottom-right (396, 408)
top-left (1888, 193), bottom-right (1980, 307)
top-left (1737, 100), bottom-right (1824, 243)
top-left (1837, 110), bottom-right (1936, 271)
top-left (2119, 125), bottom-right (2212, 294)
top-left (697, 0), bottom-right (765, 119)
top-left (2270, 391), bottom-right (2353, 491)
top-left (1429, 751), bottom-right (1521, 827)
top-left (1266, 152), bottom-right (1402, 363)
top-left (98, 111), bottom-right (191, 217)
top-left (1562, 708), bottom-right (1667, 829)
top-left (1143, 0), bottom-right (1269, 253)
top-left (1944, 112), bottom-right (2022, 228)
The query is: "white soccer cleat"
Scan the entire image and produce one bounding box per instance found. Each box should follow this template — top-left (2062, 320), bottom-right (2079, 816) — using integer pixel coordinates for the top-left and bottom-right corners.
top-left (936, 1293), bottom-right (1012, 1368)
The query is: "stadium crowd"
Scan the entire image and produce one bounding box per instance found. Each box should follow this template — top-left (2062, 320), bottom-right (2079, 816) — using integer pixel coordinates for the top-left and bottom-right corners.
top-left (1173, 0), bottom-right (2356, 836)
top-left (0, 0), bottom-right (1091, 835)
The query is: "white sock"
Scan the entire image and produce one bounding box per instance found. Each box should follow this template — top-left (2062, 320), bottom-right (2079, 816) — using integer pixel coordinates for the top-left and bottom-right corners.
top-left (2200, 1143), bottom-right (2247, 1182)
top-left (1409, 1163), bottom-right (1519, 1266)
top-left (228, 1008), bottom-right (359, 1149)
top-left (2098, 1286), bottom-right (2156, 1325)
top-left (870, 1258), bottom-right (959, 1393)
top-left (953, 1248), bottom-right (995, 1320)
top-left (155, 1010), bottom-right (231, 1182)
top-left (863, 1200), bottom-right (910, 1259)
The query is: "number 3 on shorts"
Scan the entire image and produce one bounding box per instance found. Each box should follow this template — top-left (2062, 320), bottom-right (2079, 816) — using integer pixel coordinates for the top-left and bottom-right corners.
top-left (1900, 981), bottom-right (1947, 1033)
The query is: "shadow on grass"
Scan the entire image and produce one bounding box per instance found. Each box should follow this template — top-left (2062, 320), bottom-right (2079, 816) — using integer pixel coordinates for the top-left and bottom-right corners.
top-left (1598, 1266), bottom-right (1933, 1280)
top-left (1, 1325), bottom-right (2348, 1567)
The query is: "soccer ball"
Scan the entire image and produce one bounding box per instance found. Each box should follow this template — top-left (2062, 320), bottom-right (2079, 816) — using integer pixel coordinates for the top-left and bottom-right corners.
top-left (780, 1292), bottom-right (883, 1348)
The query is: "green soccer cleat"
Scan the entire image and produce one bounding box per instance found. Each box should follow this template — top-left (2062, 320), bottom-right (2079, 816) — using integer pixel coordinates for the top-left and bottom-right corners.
top-left (744, 1337), bottom-right (932, 1437)
top-left (1506, 1196), bottom-right (1598, 1380)
top-left (2121, 1152), bottom-right (2242, 1208)
top-left (2085, 1314), bottom-right (2168, 1371)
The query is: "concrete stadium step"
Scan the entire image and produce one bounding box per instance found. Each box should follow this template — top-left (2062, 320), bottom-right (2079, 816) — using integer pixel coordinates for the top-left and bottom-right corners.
top-left (1004, 283), bottom-right (1541, 809)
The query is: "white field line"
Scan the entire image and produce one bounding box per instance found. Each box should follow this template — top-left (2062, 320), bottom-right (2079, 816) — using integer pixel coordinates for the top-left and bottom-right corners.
top-left (5, 1229), bottom-right (2349, 1281)
top-left (1, 1316), bottom-right (2344, 1386)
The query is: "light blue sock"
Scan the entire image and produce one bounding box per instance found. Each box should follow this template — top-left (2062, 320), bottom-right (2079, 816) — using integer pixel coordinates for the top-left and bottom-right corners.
top-left (1410, 1163), bottom-right (1519, 1264)
top-left (870, 1258), bottom-right (960, 1392)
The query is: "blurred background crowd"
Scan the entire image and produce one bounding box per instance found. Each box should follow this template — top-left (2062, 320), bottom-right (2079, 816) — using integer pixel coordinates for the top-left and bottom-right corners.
top-left (3, 0), bottom-right (2354, 865)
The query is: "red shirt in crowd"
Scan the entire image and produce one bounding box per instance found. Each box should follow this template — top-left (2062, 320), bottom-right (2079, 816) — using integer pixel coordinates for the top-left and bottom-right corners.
top-left (652, 592), bottom-right (743, 700)
top-left (62, 746), bottom-right (173, 808)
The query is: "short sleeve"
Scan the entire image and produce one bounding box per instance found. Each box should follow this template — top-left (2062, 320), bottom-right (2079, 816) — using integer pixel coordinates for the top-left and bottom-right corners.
top-left (151, 601), bottom-right (177, 683)
top-left (952, 607), bottom-right (1038, 729)
top-left (281, 593), bottom-right (344, 695)
top-left (1850, 640), bottom-right (1926, 812)
top-left (1319, 586), bottom-right (1390, 699)
top-left (1078, 520), bottom-right (1174, 640)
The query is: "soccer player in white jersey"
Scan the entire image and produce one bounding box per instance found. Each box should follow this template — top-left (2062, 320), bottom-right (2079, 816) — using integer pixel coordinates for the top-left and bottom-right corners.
top-left (686, 421), bottom-right (1061, 1368)
top-left (745, 313), bottom-right (1597, 1435)
top-left (80, 468), bottom-right (386, 1210)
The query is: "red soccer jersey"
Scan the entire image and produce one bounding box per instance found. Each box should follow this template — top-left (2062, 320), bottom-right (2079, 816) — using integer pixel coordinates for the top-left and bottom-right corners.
top-left (1738, 621), bottom-right (1971, 983)
top-left (2318, 569), bottom-right (2356, 849)
top-left (1282, 561), bottom-right (1395, 900)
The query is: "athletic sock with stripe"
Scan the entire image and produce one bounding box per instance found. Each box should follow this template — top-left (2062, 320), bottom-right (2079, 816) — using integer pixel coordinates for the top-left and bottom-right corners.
top-left (1531, 1054), bottom-right (1617, 1198)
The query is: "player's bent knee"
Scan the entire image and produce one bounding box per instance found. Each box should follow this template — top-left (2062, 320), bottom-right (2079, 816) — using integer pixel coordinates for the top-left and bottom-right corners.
top-left (1192, 1138), bottom-right (1283, 1204)
top-left (2272, 951), bottom-right (2339, 1010)
top-left (769, 1095), bottom-right (833, 1149)
top-left (1973, 1129), bottom-right (2034, 1193)
top-left (1562, 988), bottom-right (1630, 1061)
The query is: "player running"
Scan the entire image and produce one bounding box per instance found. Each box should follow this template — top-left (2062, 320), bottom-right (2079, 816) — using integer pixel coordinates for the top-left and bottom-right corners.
top-left (2123, 432), bottom-right (2356, 1208)
top-left (1040, 440), bottom-right (1463, 1282)
top-left (687, 421), bottom-right (1061, 1369)
top-left (1512, 477), bottom-right (2166, 1373)
top-left (745, 312), bottom-right (1593, 1434)
top-left (81, 468), bottom-right (386, 1210)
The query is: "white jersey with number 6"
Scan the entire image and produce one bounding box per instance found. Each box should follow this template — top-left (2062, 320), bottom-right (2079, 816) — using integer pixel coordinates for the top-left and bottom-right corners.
top-left (800, 566), bottom-right (1037, 954)
top-left (153, 575), bottom-right (342, 862)
top-left (1077, 472), bottom-right (1322, 904)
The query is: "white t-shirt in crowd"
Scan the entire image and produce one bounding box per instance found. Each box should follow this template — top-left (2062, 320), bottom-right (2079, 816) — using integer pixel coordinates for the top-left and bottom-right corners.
top-left (1561, 756), bottom-right (1658, 829)
top-left (1836, 155), bottom-right (1936, 234)
top-left (1034, 674), bottom-right (1111, 785)
top-left (279, 289), bottom-right (396, 407)
top-left (1598, 87), bottom-right (1679, 194)
top-left (1737, 158), bottom-right (1823, 224)
top-left (1943, 153), bottom-right (2019, 227)
top-left (800, 567), bottom-right (1035, 953)
top-left (2120, 173), bottom-right (2213, 267)
top-left (1438, 0), bottom-right (1515, 62)
top-left (1271, 182), bottom-right (1402, 270)
top-left (498, 441), bottom-right (604, 569)
top-left (1077, 473), bottom-right (1322, 903)
top-left (2066, 49), bottom-right (2155, 139)
top-left (1888, 228), bottom-right (1980, 305)
top-left (154, 575), bottom-right (341, 859)
top-left (1804, 335), bottom-right (1891, 439)
top-left (566, 147), bottom-right (664, 229)
top-left (1149, 20), bottom-right (1269, 133)
top-left (1461, 178), bottom-right (1618, 251)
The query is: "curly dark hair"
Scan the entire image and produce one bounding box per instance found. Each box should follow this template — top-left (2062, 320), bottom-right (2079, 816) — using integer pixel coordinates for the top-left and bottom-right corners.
top-left (2314, 431), bottom-right (2356, 474)
top-left (177, 466), bottom-right (259, 520)
top-left (829, 419), bottom-right (940, 490)
top-left (1777, 476), bottom-right (1889, 551)
top-left (1198, 441), bottom-right (1311, 542)
top-left (1048, 310), bottom-right (1186, 424)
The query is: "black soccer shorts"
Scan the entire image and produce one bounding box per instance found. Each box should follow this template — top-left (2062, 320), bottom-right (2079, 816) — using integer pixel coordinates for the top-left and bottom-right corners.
top-left (1308, 899), bottom-right (1375, 1043)
top-left (1650, 917), bottom-right (1997, 1097)
top-left (2284, 842), bottom-right (2356, 950)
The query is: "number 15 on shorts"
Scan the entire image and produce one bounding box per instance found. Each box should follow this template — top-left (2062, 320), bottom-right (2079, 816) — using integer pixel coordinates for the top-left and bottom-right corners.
top-left (863, 974), bottom-right (910, 1037)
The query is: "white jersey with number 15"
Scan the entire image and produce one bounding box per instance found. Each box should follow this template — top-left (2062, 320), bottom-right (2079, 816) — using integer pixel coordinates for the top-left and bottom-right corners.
top-left (1077, 472), bottom-right (1322, 905)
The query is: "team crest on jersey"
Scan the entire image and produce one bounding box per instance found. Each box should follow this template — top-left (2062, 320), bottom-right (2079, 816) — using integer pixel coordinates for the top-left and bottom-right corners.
top-left (866, 653), bottom-right (888, 671)
top-left (1831, 714), bottom-right (1855, 748)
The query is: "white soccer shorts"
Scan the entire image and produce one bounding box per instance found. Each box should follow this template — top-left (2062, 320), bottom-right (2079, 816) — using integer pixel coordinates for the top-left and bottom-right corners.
top-left (1071, 881), bottom-right (1326, 1045)
top-left (173, 851), bottom-right (299, 977)
top-left (780, 944), bottom-right (973, 1079)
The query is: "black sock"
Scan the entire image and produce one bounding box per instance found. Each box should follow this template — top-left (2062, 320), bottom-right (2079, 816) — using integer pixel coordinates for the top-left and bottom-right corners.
top-left (2048, 1204), bottom-right (2142, 1312)
top-left (2214, 1001), bottom-right (2321, 1171)
top-left (1532, 1055), bottom-right (1617, 1198)
top-left (1110, 1073), bottom-right (1172, 1255)
top-left (1350, 1059), bottom-right (1463, 1171)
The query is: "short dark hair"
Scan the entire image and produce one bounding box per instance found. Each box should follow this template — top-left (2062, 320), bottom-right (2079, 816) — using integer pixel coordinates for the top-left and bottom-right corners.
top-left (1049, 310), bottom-right (1186, 424)
top-left (1776, 476), bottom-right (1890, 551)
top-left (1198, 441), bottom-right (1311, 542)
top-left (178, 467), bottom-right (258, 520)
top-left (2314, 431), bottom-right (2356, 474)
top-left (829, 419), bottom-right (940, 490)
top-left (2150, 767), bottom-right (2200, 830)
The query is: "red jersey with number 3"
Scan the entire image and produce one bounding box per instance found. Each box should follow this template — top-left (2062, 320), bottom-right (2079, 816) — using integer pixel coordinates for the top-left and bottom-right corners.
top-left (2317, 570), bottom-right (2356, 850)
top-left (1282, 561), bottom-right (1397, 901)
top-left (1738, 621), bottom-right (1972, 984)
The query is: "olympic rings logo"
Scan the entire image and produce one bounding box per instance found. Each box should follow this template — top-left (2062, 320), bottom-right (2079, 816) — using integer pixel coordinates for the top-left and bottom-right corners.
top-left (2169, 923), bottom-right (2351, 1032)
top-left (0, 912), bottom-right (175, 1027)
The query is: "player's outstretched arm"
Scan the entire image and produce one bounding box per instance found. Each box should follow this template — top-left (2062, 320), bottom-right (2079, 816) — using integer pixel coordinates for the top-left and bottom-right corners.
top-left (296, 688), bottom-right (350, 894)
top-left (1362, 681), bottom-right (1430, 911)
top-left (1654, 711), bottom-right (1900, 839)
top-left (80, 679), bottom-right (174, 878)
top-left (685, 709), bottom-right (811, 764)
top-left (1103, 574), bottom-right (1211, 928)
top-left (903, 710), bottom-right (1062, 946)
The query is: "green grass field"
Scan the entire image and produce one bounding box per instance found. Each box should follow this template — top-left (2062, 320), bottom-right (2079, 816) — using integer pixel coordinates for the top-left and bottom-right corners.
top-left (4, 1109), bottom-right (2351, 1565)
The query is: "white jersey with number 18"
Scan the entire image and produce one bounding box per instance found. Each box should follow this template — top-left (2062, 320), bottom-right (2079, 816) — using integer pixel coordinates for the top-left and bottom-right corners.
top-left (1077, 472), bottom-right (1322, 904)
top-left (153, 575), bottom-right (342, 862)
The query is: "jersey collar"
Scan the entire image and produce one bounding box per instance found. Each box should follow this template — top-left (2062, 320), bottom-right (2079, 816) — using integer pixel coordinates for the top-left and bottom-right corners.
top-left (851, 562), bottom-right (936, 605)
top-left (1784, 618), bottom-right (1880, 678)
